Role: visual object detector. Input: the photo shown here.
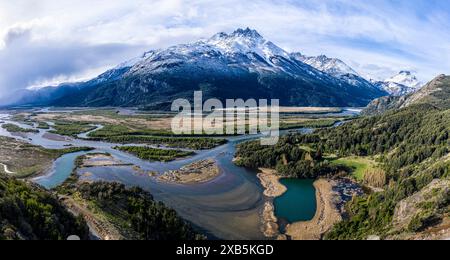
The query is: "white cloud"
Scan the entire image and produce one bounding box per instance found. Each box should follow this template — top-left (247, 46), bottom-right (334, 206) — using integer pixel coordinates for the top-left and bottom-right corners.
top-left (0, 0), bottom-right (449, 98)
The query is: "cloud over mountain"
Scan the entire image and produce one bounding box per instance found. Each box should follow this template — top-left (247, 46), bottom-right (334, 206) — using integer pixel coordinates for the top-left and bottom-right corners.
top-left (0, 0), bottom-right (449, 99)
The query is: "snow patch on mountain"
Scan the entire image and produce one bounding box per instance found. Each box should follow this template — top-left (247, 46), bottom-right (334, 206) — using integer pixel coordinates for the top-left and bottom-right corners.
top-left (126, 27), bottom-right (326, 78)
top-left (386, 71), bottom-right (422, 89)
top-left (206, 28), bottom-right (291, 63)
top-left (292, 53), bottom-right (359, 77)
top-left (291, 53), bottom-right (384, 93)
top-left (374, 71), bottom-right (423, 96)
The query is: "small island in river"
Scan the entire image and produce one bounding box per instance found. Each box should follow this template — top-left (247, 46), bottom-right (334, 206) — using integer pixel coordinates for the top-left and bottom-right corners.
top-left (158, 159), bottom-right (221, 184)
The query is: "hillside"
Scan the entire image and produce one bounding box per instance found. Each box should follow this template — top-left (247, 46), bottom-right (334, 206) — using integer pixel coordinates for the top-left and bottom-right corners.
top-left (372, 71), bottom-right (423, 96)
top-left (0, 173), bottom-right (89, 240)
top-left (363, 75), bottom-right (450, 115)
top-left (236, 76), bottom-right (450, 240)
top-left (323, 104), bottom-right (450, 240)
top-left (59, 181), bottom-right (204, 240)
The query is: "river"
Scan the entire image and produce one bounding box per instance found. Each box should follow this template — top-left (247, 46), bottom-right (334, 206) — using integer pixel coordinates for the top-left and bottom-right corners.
top-left (0, 108), bottom-right (360, 239)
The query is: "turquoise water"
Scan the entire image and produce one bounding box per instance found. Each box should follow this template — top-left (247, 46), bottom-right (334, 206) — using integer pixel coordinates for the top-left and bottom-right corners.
top-left (274, 179), bottom-right (317, 223)
top-left (34, 151), bottom-right (90, 189)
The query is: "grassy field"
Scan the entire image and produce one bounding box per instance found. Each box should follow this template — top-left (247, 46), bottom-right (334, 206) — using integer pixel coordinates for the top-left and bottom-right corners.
top-left (280, 119), bottom-right (339, 130)
top-left (114, 146), bottom-right (195, 162)
top-left (0, 136), bottom-right (93, 178)
top-left (49, 121), bottom-right (97, 137)
top-left (331, 156), bottom-right (379, 181)
top-left (36, 122), bottom-right (50, 129)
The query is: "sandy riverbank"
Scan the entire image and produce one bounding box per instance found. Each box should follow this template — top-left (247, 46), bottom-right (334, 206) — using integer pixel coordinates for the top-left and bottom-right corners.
top-left (285, 179), bottom-right (342, 240)
top-left (256, 169), bottom-right (342, 240)
top-left (82, 154), bottom-right (131, 167)
top-left (258, 168), bottom-right (287, 198)
top-left (257, 168), bottom-right (287, 239)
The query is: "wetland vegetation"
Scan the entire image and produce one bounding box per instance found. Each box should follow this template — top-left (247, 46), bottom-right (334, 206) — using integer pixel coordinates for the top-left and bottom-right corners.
top-left (1, 123), bottom-right (38, 133)
top-left (114, 146), bottom-right (195, 162)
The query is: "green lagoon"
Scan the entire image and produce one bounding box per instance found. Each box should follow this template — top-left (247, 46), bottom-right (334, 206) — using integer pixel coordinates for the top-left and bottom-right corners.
top-left (274, 179), bottom-right (317, 223)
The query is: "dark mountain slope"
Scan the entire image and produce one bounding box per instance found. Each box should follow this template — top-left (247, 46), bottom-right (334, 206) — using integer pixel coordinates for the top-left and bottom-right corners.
top-left (16, 28), bottom-right (387, 109)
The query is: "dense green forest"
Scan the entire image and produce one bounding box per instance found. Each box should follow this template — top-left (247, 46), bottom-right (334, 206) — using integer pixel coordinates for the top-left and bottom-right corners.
top-left (235, 103), bottom-right (450, 239)
top-left (0, 173), bottom-right (89, 240)
top-left (235, 137), bottom-right (350, 179)
top-left (76, 182), bottom-right (204, 240)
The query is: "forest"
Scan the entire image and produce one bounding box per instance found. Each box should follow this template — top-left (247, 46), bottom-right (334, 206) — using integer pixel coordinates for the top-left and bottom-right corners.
top-left (0, 173), bottom-right (89, 240)
top-left (235, 103), bottom-right (450, 239)
top-left (76, 182), bottom-right (204, 240)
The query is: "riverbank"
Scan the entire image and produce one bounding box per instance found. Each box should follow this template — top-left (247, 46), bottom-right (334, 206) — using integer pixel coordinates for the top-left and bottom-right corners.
top-left (257, 168), bottom-right (287, 197)
top-left (257, 168), bottom-right (286, 239)
top-left (285, 179), bottom-right (342, 240)
top-left (256, 169), bottom-right (343, 240)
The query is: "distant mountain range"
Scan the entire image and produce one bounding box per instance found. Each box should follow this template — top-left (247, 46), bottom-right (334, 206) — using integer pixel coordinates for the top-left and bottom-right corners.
top-left (372, 71), bottom-right (423, 96)
top-left (12, 28), bottom-right (420, 109)
top-left (363, 74), bottom-right (449, 115)
top-left (293, 53), bottom-right (423, 97)
top-left (292, 53), bottom-right (382, 96)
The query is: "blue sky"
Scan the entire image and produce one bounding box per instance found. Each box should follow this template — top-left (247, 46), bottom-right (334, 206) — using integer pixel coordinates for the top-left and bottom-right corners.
top-left (0, 0), bottom-right (449, 96)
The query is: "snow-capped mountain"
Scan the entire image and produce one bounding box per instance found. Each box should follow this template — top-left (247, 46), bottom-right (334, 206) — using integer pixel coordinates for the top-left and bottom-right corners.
top-left (387, 71), bottom-right (422, 89)
top-left (12, 28), bottom-right (387, 108)
top-left (127, 28), bottom-right (324, 78)
top-left (291, 53), bottom-right (380, 92)
top-left (363, 74), bottom-right (449, 115)
top-left (373, 71), bottom-right (423, 96)
top-left (292, 53), bottom-right (358, 77)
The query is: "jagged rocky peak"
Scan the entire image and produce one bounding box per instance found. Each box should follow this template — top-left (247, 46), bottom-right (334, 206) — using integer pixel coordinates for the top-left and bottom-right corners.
top-left (13, 27), bottom-right (388, 108)
top-left (209, 28), bottom-right (264, 43)
top-left (231, 27), bottom-right (263, 38)
top-left (206, 27), bottom-right (288, 59)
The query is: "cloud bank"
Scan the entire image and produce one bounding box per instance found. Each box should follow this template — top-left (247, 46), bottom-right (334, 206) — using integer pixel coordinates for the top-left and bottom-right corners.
top-left (1, 0), bottom-right (449, 100)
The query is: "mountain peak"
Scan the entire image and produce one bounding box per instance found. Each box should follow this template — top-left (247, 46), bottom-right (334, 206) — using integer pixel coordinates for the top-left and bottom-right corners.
top-left (231, 28), bottom-right (263, 39)
top-left (206, 28), bottom-right (288, 61)
top-left (385, 70), bottom-right (421, 90)
top-left (399, 70), bottom-right (412, 75)
top-left (210, 28), bottom-right (263, 42)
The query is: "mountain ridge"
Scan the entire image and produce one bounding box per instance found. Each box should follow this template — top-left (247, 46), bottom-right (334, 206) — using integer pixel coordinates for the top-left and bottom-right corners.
top-left (291, 53), bottom-right (381, 94)
top-left (363, 74), bottom-right (450, 115)
top-left (12, 28), bottom-right (388, 109)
